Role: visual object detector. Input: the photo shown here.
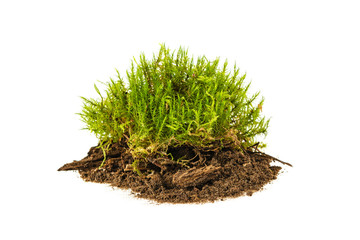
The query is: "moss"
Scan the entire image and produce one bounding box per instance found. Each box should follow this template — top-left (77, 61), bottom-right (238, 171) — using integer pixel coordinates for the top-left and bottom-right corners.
top-left (79, 44), bottom-right (269, 170)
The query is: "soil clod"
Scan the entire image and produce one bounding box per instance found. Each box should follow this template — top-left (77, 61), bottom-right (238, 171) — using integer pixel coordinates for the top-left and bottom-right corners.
top-left (172, 166), bottom-right (222, 188)
top-left (59, 142), bottom-right (289, 203)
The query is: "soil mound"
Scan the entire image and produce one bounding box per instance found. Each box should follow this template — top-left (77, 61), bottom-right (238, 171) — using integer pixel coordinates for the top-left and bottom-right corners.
top-left (58, 142), bottom-right (289, 203)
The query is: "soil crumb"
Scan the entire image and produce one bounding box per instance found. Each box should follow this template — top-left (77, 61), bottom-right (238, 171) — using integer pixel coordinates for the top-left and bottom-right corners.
top-left (59, 141), bottom-right (286, 204)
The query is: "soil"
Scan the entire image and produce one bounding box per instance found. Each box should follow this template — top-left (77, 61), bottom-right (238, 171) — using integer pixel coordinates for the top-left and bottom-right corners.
top-left (58, 140), bottom-right (291, 204)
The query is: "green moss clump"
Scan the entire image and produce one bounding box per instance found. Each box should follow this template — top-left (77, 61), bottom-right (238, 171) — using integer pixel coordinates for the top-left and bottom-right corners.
top-left (79, 44), bottom-right (269, 169)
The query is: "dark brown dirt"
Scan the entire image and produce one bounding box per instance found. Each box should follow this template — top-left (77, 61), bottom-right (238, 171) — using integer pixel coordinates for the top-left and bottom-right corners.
top-left (58, 141), bottom-right (289, 204)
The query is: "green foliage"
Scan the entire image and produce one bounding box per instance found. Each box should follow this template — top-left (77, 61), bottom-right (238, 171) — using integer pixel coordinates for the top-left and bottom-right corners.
top-left (79, 44), bottom-right (269, 165)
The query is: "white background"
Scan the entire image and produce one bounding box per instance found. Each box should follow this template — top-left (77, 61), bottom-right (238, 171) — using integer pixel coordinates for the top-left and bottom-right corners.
top-left (1, 0), bottom-right (359, 239)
